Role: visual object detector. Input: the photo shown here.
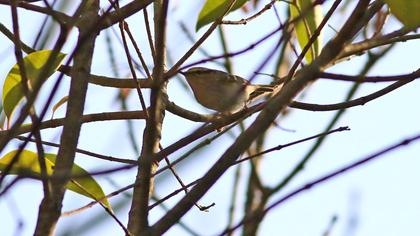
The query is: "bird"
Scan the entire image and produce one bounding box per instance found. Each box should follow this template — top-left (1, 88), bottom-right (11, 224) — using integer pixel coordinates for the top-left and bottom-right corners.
top-left (180, 67), bottom-right (276, 113)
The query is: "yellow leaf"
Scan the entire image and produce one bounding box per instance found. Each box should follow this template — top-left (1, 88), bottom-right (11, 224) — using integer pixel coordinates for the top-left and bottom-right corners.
top-left (51, 96), bottom-right (68, 119)
top-left (2, 50), bottom-right (66, 121)
top-left (290, 0), bottom-right (323, 63)
top-left (196, 0), bottom-right (250, 31)
top-left (0, 150), bottom-right (111, 209)
top-left (384, 0), bottom-right (420, 29)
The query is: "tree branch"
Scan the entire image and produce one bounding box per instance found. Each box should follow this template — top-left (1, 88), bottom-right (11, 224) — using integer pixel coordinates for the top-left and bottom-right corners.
top-left (0, 110), bottom-right (147, 137)
top-left (34, 1), bottom-right (100, 235)
top-left (151, 1), bottom-right (372, 234)
top-left (0, 0), bottom-right (72, 24)
top-left (222, 131), bottom-right (420, 235)
top-left (99, 0), bottom-right (154, 30)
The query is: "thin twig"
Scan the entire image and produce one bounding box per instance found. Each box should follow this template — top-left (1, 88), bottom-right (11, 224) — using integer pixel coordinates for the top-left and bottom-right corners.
top-left (286, 0), bottom-right (342, 83)
top-left (0, 0), bottom-right (72, 24)
top-left (148, 179), bottom-right (200, 210)
top-left (143, 8), bottom-right (156, 63)
top-left (70, 180), bottom-right (132, 236)
top-left (151, 1), bottom-right (372, 233)
top-left (271, 44), bottom-right (395, 196)
top-left (14, 135), bottom-right (137, 164)
top-left (119, 21), bottom-right (149, 114)
top-left (226, 164), bottom-right (242, 236)
top-left (220, 132), bottom-right (420, 235)
top-left (4, 1), bottom-right (49, 197)
top-left (164, 0), bottom-right (241, 78)
top-left (222, 0), bottom-right (277, 25)
top-left (234, 126), bottom-right (350, 165)
top-left (290, 78), bottom-right (414, 111)
top-left (0, 110), bottom-right (147, 137)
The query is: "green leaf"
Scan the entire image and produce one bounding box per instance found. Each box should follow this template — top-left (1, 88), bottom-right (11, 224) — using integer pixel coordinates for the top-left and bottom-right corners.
top-left (0, 150), bottom-right (111, 209)
top-left (2, 50), bottom-right (66, 120)
top-left (290, 0), bottom-right (323, 63)
top-left (196, 0), bottom-right (249, 31)
top-left (383, 0), bottom-right (420, 29)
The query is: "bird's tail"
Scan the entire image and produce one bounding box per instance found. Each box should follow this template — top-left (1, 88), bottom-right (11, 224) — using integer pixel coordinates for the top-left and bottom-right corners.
top-left (248, 85), bottom-right (276, 101)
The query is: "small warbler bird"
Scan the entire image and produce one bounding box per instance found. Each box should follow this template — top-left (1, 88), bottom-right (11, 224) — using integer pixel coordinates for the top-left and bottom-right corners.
top-left (181, 67), bottom-right (276, 113)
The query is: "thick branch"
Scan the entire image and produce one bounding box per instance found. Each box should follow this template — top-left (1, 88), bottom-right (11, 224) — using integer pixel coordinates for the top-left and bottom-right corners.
top-left (99, 0), bottom-right (154, 30)
top-left (34, 1), bottom-right (99, 235)
top-left (127, 0), bottom-right (168, 235)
